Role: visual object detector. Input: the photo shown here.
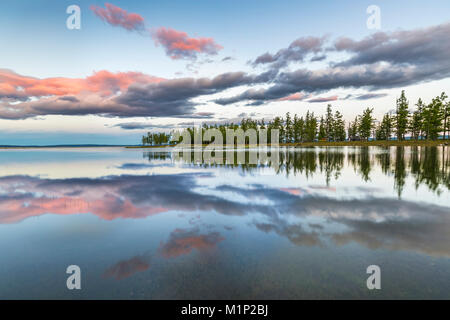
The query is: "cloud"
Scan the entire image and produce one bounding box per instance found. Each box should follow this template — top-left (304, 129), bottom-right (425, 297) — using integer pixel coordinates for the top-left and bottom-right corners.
top-left (114, 122), bottom-right (176, 130)
top-left (307, 95), bottom-right (338, 103)
top-left (310, 54), bottom-right (326, 62)
top-left (90, 4), bottom-right (222, 60)
top-left (252, 36), bottom-right (327, 69)
top-left (217, 22), bottom-right (450, 106)
top-left (0, 69), bottom-right (163, 101)
top-left (343, 93), bottom-right (388, 100)
top-left (3, 22), bottom-right (450, 118)
top-left (333, 23), bottom-right (450, 68)
top-left (114, 112), bottom-right (214, 131)
top-left (221, 56), bottom-right (235, 62)
top-left (215, 61), bottom-right (438, 105)
top-left (113, 72), bottom-right (266, 117)
top-left (0, 70), bottom-right (266, 119)
top-left (58, 96), bottom-right (80, 103)
top-left (177, 112), bottom-right (215, 119)
top-left (278, 92), bottom-right (308, 101)
top-left (90, 3), bottom-right (145, 32)
top-left (278, 92), bottom-right (338, 103)
top-left (152, 27), bottom-right (223, 60)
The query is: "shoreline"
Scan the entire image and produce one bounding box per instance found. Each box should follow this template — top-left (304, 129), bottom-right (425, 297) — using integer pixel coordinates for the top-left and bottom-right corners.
top-left (127, 140), bottom-right (449, 148)
top-left (0, 140), bottom-right (448, 150)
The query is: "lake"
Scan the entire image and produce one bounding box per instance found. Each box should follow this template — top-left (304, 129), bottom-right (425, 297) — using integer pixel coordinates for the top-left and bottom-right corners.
top-left (0, 146), bottom-right (449, 299)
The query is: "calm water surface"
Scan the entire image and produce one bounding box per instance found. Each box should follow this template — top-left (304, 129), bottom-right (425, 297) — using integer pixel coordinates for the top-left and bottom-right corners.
top-left (0, 146), bottom-right (449, 299)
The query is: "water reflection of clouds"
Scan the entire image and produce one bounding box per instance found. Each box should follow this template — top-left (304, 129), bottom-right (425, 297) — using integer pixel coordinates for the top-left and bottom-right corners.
top-left (103, 255), bottom-right (151, 280)
top-left (103, 227), bottom-right (224, 280)
top-left (158, 227), bottom-right (224, 258)
top-left (0, 173), bottom-right (269, 224)
top-left (0, 148), bottom-right (449, 259)
top-left (196, 182), bottom-right (450, 258)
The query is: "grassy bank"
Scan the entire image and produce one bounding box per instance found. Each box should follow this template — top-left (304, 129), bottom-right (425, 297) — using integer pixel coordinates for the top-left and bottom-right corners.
top-left (1, 140), bottom-right (447, 149)
top-left (126, 139), bottom-right (449, 149)
top-left (281, 140), bottom-right (449, 147)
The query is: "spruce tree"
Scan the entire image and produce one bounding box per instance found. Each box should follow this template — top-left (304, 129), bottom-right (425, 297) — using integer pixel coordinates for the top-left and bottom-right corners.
top-left (358, 108), bottom-right (374, 141)
top-left (396, 90), bottom-right (409, 141)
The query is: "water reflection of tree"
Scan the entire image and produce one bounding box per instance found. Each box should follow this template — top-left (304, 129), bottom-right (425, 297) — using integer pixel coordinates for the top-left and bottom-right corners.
top-left (318, 150), bottom-right (344, 185)
top-left (375, 146), bottom-right (449, 197)
top-left (284, 150), bottom-right (318, 179)
top-left (348, 147), bottom-right (371, 182)
top-left (143, 146), bottom-right (449, 195)
top-left (143, 152), bottom-right (171, 161)
top-left (394, 147), bottom-right (406, 198)
top-left (376, 147), bottom-right (391, 175)
top-left (409, 146), bottom-right (449, 195)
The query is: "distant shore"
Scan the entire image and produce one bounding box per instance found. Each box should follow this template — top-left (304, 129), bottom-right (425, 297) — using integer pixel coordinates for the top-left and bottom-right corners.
top-left (0, 145), bottom-right (132, 149)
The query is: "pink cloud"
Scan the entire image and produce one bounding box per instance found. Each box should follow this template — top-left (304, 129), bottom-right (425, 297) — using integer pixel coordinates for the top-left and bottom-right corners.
top-left (0, 69), bottom-right (164, 99)
top-left (278, 92), bottom-right (308, 101)
top-left (1, 69), bottom-right (251, 119)
top-left (152, 27), bottom-right (223, 59)
top-left (89, 4), bottom-right (223, 60)
top-left (90, 3), bottom-right (145, 31)
top-left (307, 95), bottom-right (339, 103)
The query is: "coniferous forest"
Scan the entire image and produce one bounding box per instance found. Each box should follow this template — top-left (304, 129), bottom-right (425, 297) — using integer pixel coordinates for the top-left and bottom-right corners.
top-left (142, 91), bottom-right (450, 145)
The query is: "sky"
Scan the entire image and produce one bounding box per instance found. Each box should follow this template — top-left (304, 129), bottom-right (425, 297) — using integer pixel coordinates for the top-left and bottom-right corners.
top-left (1, 0), bottom-right (450, 145)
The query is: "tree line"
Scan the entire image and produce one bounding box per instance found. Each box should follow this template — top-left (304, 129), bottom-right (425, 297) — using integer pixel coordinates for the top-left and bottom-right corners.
top-left (141, 90), bottom-right (450, 145)
top-left (141, 132), bottom-right (171, 146)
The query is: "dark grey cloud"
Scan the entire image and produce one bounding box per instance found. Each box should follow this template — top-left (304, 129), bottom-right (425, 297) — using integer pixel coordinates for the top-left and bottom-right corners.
top-left (334, 23), bottom-right (450, 68)
top-left (252, 36), bottom-right (327, 69)
top-left (221, 56), bottom-right (235, 62)
top-left (177, 112), bottom-right (215, 119)
top-left (310, 54), bottom-right (327, 62)
top-left (114, 71), bottom-right (272, 117)
top-left (215, 61), bottom-right (435, 105)
top-left (216, 22), bottom-right (450, 106)
top-left (0, 71), bottom-right (271, 119)
top-left (58, 96), bottom-right (80, 103)
top-left (214, 88), bottom-right (271, 105)
top-left (237, 112), bottom-right (258, 118)
top-left (343, 93), bottom-right (389, 101)
top-left (114, 112), bottom-right (214, 130)
top-left (307, 95), bottom-right (338, 103)
top-left (245, 101), bottom-right (266, 106)
top-left (114, 122), bottom-right (176, 130)
top-left (2, 23), bottom-right (450, 119)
